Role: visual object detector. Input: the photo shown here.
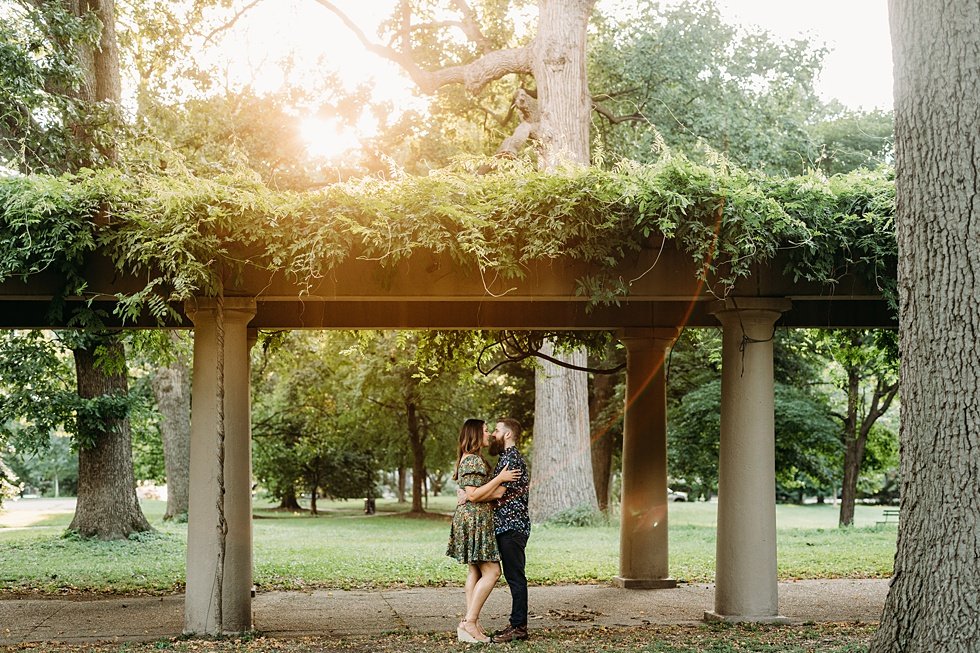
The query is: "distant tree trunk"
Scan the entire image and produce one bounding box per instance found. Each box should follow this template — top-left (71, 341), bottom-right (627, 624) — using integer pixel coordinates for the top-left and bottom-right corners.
top-left (529, 0), bottom-right (599, 524)
top-left (839, 335), bottom-right (899, 527)
top-left (531, 341), bottom-right (599, 522)
top-left (149, 338), bottom-right (191, 520)
top-left (406, 400), bottom-right (425, 513)
top-left (589, 368), bottom-right (618, 512)
top-left (838, 363), bottom-right (863, 526)
top-left (309, 482), bottom-right (318, 516)
top-left (69, 336), bottom-right (152, 539)
top-left (428, 471), bottom-right (445, 496)
top-left (278, 486), bottom-right (301, 511)
top-left (871, 1), bottom-right (980, 650)
top-left (397, 465), bottom-right (407, 503)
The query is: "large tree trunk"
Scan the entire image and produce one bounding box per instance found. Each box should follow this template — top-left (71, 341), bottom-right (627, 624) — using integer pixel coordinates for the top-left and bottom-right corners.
top-left (63, 0), bottom-right (122, 170)
top-left (528, 0), bottom-right (599, 523)
top-left (62, 1), bottom-right (148, 540)
top-left (871, 2), bottom-right (980, 650)
top-left (532, 0), bottom-right (595, 170)
top-left (406, 399), bottom-right (425, 513)
top-left (530, 341), bottom-right (599, 522)
top-left (69, 336), bottom-right (152, 539)
top-left (149, 337), bottom-right (191, 520)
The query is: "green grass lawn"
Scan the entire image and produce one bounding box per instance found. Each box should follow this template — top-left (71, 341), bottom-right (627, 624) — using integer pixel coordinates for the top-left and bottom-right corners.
top-left (0, 497), bottom-right (897, 595)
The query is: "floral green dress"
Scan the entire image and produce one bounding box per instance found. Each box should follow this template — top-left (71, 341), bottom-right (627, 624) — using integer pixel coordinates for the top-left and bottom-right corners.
top-left (446, 454), bottom-right (500, 564)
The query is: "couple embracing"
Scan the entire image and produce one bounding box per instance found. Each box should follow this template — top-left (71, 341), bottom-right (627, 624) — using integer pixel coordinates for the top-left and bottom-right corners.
top-left (446, 418), bottom-right (530, 644)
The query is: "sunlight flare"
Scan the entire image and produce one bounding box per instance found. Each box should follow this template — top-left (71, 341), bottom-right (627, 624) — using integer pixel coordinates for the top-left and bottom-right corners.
top-left (299, 117), bottom-right (362, 161)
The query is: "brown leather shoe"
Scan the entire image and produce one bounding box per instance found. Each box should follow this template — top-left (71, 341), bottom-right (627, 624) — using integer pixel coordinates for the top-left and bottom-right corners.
top-left (491, 624), bottom-right (529, 643)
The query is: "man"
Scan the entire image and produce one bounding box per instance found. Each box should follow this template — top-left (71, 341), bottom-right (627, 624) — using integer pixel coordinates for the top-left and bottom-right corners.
top-left (486, 418), bottom-right (531, 642)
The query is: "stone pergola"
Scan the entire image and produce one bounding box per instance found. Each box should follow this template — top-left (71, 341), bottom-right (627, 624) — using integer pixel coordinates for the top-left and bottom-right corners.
top-left (0, 243), bottom-right (894, 634)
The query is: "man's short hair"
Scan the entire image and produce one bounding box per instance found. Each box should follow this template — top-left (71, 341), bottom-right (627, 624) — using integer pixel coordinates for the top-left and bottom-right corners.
top-left (497, 417), bottom-right (523, 446)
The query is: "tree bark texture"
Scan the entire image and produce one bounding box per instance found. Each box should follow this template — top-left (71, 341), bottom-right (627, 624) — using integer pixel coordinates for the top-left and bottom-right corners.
top-left (149, 343), bottom-right (191, 520)
top-left (69, 338), bottom-right (152, 539)
top-left (75, 0), bottom-right (122, 104)
top-left (61, 0), bottom-right (121, 168)
top-left (530, 341), bottom-right (599, 522)
top-left (872, 2), bottom-right (980, 650)
top-left (532, 0), bottom-right (595, 169)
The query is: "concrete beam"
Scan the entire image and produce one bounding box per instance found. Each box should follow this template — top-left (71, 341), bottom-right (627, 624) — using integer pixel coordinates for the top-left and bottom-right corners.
top-left (0, 297), bottom-right (895, 329)
top-left (0, 245), bottom-right (895, 330)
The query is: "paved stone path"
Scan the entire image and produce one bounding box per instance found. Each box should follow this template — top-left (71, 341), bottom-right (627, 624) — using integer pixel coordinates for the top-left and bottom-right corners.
top-left (0, 579), bottom-right (888, 645)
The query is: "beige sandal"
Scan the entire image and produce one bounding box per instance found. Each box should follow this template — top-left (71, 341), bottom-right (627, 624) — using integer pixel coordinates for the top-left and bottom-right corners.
top-left (457, 620), bottom-right (489, 643)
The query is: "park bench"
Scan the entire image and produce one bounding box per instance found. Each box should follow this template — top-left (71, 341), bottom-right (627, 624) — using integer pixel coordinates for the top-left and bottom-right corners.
top-left (876, 508), bottom-right (900, 525)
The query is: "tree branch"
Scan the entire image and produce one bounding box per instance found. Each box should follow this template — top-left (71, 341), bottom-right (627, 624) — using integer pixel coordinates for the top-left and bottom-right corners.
top-left (592, 100), bottom-right (646, 125)
top-left (477, 332), bottom-right (626, 376)
top-left (365, 395), bottom-right (401, 412)
top-left (428, 46), bottom-right (535, 94)
top-left (448, 0), bottom-right (493, 53)
top-left (494, 121), bottom-right (536, 158)
top-left (475, 88), bottom-right (538, 172)
top-left (592, 86), bottom-right (644, 102)
top-left (398, 0), bottom-right (411, 52)
top-left (313, 0), bottom-right (532, 94)
top-left (408, 20), bottom-right (469, 34)
top-left (478, 101), bottom-right (516, 127)
top-left (858, 379), bottom-right (899, 440)
top-left (203, 0), bottom-right (266, 45)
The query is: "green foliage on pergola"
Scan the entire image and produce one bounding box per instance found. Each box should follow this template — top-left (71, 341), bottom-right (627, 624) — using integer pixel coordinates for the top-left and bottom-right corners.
top-left (0, 154), bottom-right (896, 324)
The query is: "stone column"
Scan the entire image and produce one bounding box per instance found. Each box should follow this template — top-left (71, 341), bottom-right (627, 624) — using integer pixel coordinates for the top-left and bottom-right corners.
top-left (706, 298), bottom-right (791, 623)
top-left (183, 298), bottom-right (256, 635)
top-left (614, 328), bottom-right (680, 589)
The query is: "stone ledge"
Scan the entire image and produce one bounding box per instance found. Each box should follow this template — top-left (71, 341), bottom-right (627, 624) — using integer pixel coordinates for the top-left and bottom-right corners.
top-left (612, 577), bottom-right (678, 590)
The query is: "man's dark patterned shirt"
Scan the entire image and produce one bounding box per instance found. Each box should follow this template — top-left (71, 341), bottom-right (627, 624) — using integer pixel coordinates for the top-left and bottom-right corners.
top-left (492, 447), bottom-right (531, 536)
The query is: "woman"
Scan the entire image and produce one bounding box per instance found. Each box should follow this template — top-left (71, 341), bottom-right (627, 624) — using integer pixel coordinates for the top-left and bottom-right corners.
top-left (446, 418), bottom-right (519, 643)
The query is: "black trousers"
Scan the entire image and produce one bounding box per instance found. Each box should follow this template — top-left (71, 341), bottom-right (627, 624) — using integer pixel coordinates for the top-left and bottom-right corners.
top-left (497, 529), bottom-right (529, 627)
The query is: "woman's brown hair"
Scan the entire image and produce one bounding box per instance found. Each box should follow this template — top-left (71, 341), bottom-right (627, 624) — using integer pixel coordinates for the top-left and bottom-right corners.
top-left (453, 418), bottom-right (487, 481)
